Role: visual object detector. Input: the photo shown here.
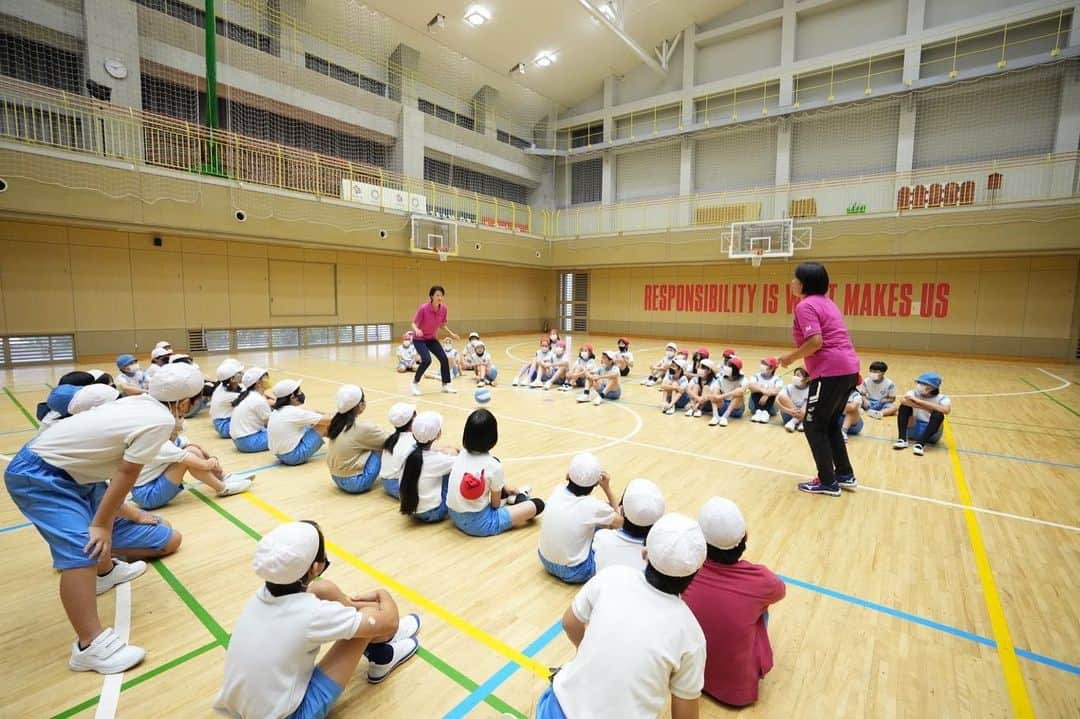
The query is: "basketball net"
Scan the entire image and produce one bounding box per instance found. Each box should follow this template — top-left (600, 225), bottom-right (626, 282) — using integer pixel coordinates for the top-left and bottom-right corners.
top-left (751, 249), bottom-right (764, 267)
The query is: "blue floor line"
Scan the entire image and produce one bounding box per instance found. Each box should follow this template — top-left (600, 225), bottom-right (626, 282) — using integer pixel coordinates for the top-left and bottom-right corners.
top-left (0, 521), bottom-right (32, 535)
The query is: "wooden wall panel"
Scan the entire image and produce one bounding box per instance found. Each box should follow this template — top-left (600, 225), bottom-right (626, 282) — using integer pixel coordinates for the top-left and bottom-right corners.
top-left (131, 249), bottom-right (185, 329)
top-left (69, 245), bottom-right (134, 331)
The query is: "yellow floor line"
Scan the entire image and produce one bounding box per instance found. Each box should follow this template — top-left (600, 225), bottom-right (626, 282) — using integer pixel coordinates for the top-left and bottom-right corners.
top-left (241, 492), bottom-right (552, 679)
top-left (944, 419), bottom-right (1034, 718)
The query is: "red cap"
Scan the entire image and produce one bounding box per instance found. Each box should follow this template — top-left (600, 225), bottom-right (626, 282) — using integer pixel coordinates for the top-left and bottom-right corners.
top-left (696, 348), bottom-right (710, 358)
top-left (556, 340), bottom-right (566, 348)
top-left (722, 347), bottom-right (736, 358)
top-left (459, 470), bottom-right (487, 500)
top-left (618, 337), bottom-right (630, 345)
top-left (582, 343), bottom-right (593, 352)
top-left (540, 336), bottom-right (551, 345)
top-left (763, 356), bottom-right (778, 369)
top-left (727, 356), bottom-right (743, 371)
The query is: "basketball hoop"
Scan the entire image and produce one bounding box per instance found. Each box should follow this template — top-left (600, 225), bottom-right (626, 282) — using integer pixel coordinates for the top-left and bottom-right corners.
top-left (751, 248), bottom-right (764, 267)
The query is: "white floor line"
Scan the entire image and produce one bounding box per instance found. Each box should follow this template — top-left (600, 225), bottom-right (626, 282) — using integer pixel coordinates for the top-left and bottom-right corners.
top-left (949, 367), bottom-right (1073, 398)
top-left (94, 581), bottom-right (132, 719)
top-left (284, 367), bottom-right (1079, 533)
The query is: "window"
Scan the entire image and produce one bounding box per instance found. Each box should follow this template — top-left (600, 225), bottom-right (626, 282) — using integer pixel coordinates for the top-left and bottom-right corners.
top-left (497, 129), bottom-right (532, 150)
top-left (424, 157), bottom-right (528, 205)
top-left (304, 53), bottom-right (386, 97)
top-left (271, 327), bottom-right (300, 348)
top-left (570, 121), bottom-right (604, 148)
top-left (338, 325), bottom-right (355, 344)
top-left (0, 33), bottom-right (83, 93)
top-left (235, 328), bottom-right (271, 349)
top-left (558, 273), bottom-right (589, 333)
top-left (303, 326), bottom-right (333, 345)
top-left (187, 328), bottom-right (231, 352)
top-left (4, 334), bottom-right (76, 365)
top-left (355, 324), bottom-right (392, 343)
top-left (571, 158), bottom-right (602, 205)
top-left (418, 99), bottom-right (477, 134)
top-left (134, 0), bottom-right (278, 56)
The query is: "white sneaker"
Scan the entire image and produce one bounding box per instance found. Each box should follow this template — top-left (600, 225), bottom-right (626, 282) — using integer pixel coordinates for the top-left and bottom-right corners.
top-left (693, 409), bottom-right (702, 418)
top-left (797, 422), bottom-right (805, 432)
top-left (368, 637), bottom-right (419, 684)
top-left (684, 407), bottom-right (695, 417)
top-left (664, 406), bottom-right (675, 415)
top-left (542, 381), bottom-right (552, 390)
top-left (912, 443), bottom-right (925, 456)
top-left (69, 628), bottom-right (145, 674)
top-left (592, 393), bottom-right (603, 406)
top-left (718, 416), bottom-right (729, 427)
top-left (757, 410), bottom-right (770, 423)
top-left (530, 379), bottom-right (543, 388)
top-left (576, 393), bottom-right (591, 403)
top-left (442, 383), bottom-right (458, 394)
top-left (392, 613), bottom-right (422, 641)
top-left (893, 439), bottom-right (908, 450)
top-left (558, 384), bottom-right (571, 392)
top-left (511, 378), bottom-right (520, 387)
top-left (785, 418), bottom-right (798, 432)
top-left (708, 416), bottom-right (720, 427)
top-left (867, 409), bottom-right (883, 420)
top-left (410, 383), bottom-right (422, 396)
top-left (477, 379), bottom-right (487, 387)
top-left (217, 473), bottom-right (254, 497)
top-left (841, 429), bottom-right (849, 444)
top-left (96, 559), bottom-right (147, 596)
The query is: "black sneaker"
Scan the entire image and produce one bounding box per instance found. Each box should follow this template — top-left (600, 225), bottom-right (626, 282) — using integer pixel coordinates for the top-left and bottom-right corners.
top-left (798, 478), bottom-right (841, 497)
top-left (836, 474), bottom-right (858, 492)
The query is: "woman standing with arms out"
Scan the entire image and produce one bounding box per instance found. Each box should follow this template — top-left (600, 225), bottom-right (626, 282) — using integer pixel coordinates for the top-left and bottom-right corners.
top-left (410, 285), bottom-right (461, 396)
top-left (778, 263), bottom-right (860, 497)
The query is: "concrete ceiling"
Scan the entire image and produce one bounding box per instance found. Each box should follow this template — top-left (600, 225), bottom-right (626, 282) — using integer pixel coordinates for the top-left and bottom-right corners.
top-left (355, 0), bottom-right (748, 108)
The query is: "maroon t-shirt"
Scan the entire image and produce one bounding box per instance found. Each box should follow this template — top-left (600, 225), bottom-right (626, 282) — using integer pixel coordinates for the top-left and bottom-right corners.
top-left (682, 559), bottom-right (786, 706)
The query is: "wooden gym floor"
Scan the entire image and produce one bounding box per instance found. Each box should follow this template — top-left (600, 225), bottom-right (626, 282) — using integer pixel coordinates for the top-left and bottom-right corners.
top-left (1, 335), bottom-right (1077, 718)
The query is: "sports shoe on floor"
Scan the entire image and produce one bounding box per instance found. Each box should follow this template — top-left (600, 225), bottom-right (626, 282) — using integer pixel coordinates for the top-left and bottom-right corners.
top-left (558, 384), bottom-right (571, 392)
top-left (410, 383), bottom-right (422, 396)
top-left (784, 418), bottom-right (798, 432)
top-left (368, 637), bottom-right (419, 684)
top-left (69, 628), bottom-right (145, 674)
top-left (693, 409), bottom-right (703, 418)
top-left (392, 613), bottom-right (422, 642)
top-left (796, 422), bottom-right (805, 432)
top-left (867, 409), bottom-right (883, 420)
top-left (797, 478), bottom-right (841, 497)
top-left (507, 486), bottom-right (531, 505)
top-left (217, 474), bottom-right (254, 497)
top-left (477, 379), bottom-right (487, 387)
top-left (663, 406), bottom-right (675, 415)
top-left (841, 428), bottom-right (849, 444)
top-left (442, 383), bottom-right (458, 394)
top-left (708, 416), bottom-right (720, 426)
top-left (836, 474), bottom-right (858, 492)
top-left (530, 379), bottom-right (543, 388)
top-left (719, 416), bottom-right (729, 427)
top-left (96, 559), bottom-right (147, 596)
top-left (893, 439), bottom-right (909, 450)
top-left (591, 393), bottom-right (603, 406)
top-left (912, 443), bottom-right (925, 456)
top-left (542, 382), bottom-right (552, 390)
top-left (684, 407), bottom-right (695, 417)
top-left (576, 393), bottom-right (591, 403)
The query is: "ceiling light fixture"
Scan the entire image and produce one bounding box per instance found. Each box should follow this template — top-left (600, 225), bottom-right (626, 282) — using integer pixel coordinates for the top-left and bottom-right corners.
top-left (464, 6), bottom-right (490, 26)
top-left (534, 51), bottom-right (557, 67)
top-left (427, 13), bottom-right (445, 32)
top-left (510, 63), bottom-right (526, 75)
top-left (598, 1), bottom-right (618, 22)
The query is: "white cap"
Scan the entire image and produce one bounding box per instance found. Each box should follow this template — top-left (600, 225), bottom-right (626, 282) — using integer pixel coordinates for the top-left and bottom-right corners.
top-left (410, 411), bottom-right (442, 443)
top-left (675, 359), bottom-right (690, 372)
top-left (665, 342), bottom-right (678, 351)
top-left (388, 402), bottom-right (416, 428)
top-left (698, 497), bottom-right (746, 550)
top-left (241, 367), bottom-right (268, 389)
top-left (149, 363), bottom-right (205, 403)
top-left (468, 332), bottom-right (480, 340)
top-left (68, 385), bottom-right (120, 415)
top-left (700, 358), bottom-right (716, 371)
top-left (154, 340), bottom-right (172, 350)
top-left (88, 369), bottom-right (105, 380)
top-left (151, 346), bottom-right (172, 360)
top-left (645, 513), bottom-right (707, 578)
top-left (253, 522), bottom-right (320, 584)
top-left (216, 358), bottom-right (244, 382)
top-left (567, 452), bottom-right (602, 487)
top-left (335, 384), bottom-right (365, 413)
top-left (600, 350), bottom-right (615, 360)
top-left (271, 379), bottom-right (302, 399)
top-left (623, 478), bottom-right (665, 526)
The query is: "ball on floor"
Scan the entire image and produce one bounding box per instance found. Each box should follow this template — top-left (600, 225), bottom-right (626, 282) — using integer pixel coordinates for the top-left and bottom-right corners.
top-left (474, 387), bottom-right (492, 404)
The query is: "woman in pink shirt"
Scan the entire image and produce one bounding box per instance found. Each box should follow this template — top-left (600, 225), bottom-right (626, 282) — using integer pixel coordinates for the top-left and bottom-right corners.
top-left (410, 285), bottom-right (461, 396)
top-left (778, 263), bottom-right (860, 497)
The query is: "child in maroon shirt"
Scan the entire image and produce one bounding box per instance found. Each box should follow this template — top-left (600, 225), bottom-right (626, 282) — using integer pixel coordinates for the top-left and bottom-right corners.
top-left (682, 497), bottom-right (786, 706)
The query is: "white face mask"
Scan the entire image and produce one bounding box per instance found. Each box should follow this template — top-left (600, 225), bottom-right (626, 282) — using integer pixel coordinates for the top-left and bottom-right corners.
top-left (722, 365), bottom-right (733, 378)
top-left (870, 372), bottom-right (884, 382)
top-left (555, 347), bottom-right (565, 356)
top-left (916, 383), bottom-right (935, 397)
top-left (580, 351), bottom-right (589, 360)
top-left (795, 376), bottom-right (808, 388)
top-left (549, 334), bottom-right (558, 342)
top-left (403, 341), bottom-right (412, 348)
top-left (126, 363), bottom-right (141, 374)
top-left (665, 350), bottom-right (675, 358)
top-left (760, 364), bottom-right (771, 375)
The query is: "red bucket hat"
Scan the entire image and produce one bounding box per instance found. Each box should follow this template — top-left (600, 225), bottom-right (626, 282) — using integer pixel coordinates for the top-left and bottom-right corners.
top-left (459, 470), bottom-right (488, 500)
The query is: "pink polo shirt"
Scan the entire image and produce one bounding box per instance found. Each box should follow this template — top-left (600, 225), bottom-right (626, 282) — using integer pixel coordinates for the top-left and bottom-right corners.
top-left (792, 295), bottom-right (860, 379)
top-left (413, 302), bottom-right (447, 340)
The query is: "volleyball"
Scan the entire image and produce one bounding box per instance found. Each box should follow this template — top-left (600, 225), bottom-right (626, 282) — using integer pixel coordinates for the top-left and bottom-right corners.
top-left (474, 387), bottom-right (492, 404)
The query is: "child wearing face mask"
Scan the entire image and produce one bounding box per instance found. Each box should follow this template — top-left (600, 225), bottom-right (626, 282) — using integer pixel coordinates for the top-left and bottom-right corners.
top-left (115, 353), bottom-right (149, 396)
top-left (441, 338), bottom-right (461, 380)
top-left (860, 361), bottom-right (897, 419)
top-left (642, 342), bottom-right (679, 386)
top-left (565, 344), bottom-right (596, 390)
top-left (513, 337), bottom-right (554, 387)
top-left (748, 357), bottom-right (783, 424)
top-left (268, 380), bottom-right (332, 466)
top-left (706, 356), bottom-right (748, 427)
top-left (685, 358), bottom-right (718, 418)
top-left (396, 333), bottom-right (419, 374)
top-left (462, 332), bottom-right (481, 373)
top-left (660, 359), bottom-right (691, 414)
top-left (777, 367), bottom-right (811, 432)
top-left (471, 341), bottom-right (498, 386)
top-left (578, 350), bottom-right (622, 406)
top-left (894, 372), bottom-right (951, 456)
top-left (840, 388), bottom-right (865, 443)
top-left (543, 340), bottom-right (572, 390)
top-left (613, 338), bottom-right (634, 377)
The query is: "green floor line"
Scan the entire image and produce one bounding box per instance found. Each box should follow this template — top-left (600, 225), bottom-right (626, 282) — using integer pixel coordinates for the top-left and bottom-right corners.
top-left (151, 560), bottom-right (231, 647)
top-left (2, 386), bottom-right (39, 428)
top-left (1020, 378), bottom-right (1079, 418)
top-left (50, 640), bottom-right (220, 719)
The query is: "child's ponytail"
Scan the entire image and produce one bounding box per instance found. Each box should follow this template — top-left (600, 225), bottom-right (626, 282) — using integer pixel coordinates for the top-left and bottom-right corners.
top-left (398, 442), bottom-right (430, 515)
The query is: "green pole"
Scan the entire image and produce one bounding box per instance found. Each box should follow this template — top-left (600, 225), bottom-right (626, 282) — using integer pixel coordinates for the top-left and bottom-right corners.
top-left (203, 0), bottom-right (223, 175)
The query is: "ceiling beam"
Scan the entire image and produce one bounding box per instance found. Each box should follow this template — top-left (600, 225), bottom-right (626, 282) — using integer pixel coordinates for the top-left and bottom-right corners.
top-left (574, 0), bottom-right (667, 76)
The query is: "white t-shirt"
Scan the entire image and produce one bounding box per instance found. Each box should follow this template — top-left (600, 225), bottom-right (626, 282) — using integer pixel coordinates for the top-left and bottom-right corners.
top-left (116, 370), bottom-right (147, 391)
top-left (230, 392), bottom-right (272, 439)
top-left (538, 486), bottom-right (617, 567)
top-left (618, 350), bottom-right (635, 365)
top-left (268, 406), bottom-right (322, 455)
top-left (861, 376), bottom-right (896, 402)
top-left (414, 450), bottom-right (456, 514)
top-left (473, 352), bottom-right (494, 369)
top-left (463, 344), bottom-right (479, 366)
top-left (847, 388), bottom-right (863, 406)
top-left (906, 390), bottom-right (952, 422)
top-left (664, 376), bottom-right (689, 393)
top-left (592, 529), bottom-right (646, 574)
top-left (719, 376), bottom-right (747, 395)
top-left (214, 587), bottom-right (361, 719)
top-left (447, 452), bottom-right (505, 513)
top-left (780, 383), bottom-right (809, 409)
top-left (397, 345), bottom-right (417, 364)
top-left (379, 431), bottom-right (416, 480)
top-left (210, 384), bottom-right (239, 420)
top-left (444, 348), bottom-right (459, 364)
top-left (550, 351), bottom-right (570, 369)
top-left (135, 440), bottom-right (188, 486)
top-left (30, 394), bottom-right (175, 484)
top-left (750, 372), bottom-right (783, 391)
top-left (552, 566), bottom-right (706, 718)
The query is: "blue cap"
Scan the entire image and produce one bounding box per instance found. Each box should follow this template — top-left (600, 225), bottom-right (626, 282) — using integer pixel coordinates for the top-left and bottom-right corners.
top-left (46, 385), bottom-right (80, 417)
top-left (915, 372), bottom-right (942, 390)
top-left (116, 354), bottom-right (137, 370)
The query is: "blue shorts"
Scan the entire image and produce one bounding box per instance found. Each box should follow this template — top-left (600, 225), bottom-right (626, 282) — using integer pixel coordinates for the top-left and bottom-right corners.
top-left (536, 686), bottom-right (568, 719)
top-left (846, 417), bottom-right (864, 436)
top-left (332, 453), bottom-right (382, 494)
top-left (868, 398), bottom-right (893, 411)
top-left (539, 549), bottom-right (596, 584)
top-left (382, 476), bottom-right (400, 499)
top-left (234, 429), bottom-right (269, 453)
top-left (286, 667), bottom-right (343, 719)
top-left (412, 475), bottom-right (449, 523)
top-left (184, 397), bottom-right (206, 419)
top-left (531, 368), bottom-right (554, 382)
top-left (449, 504), bottom-right (512, 537)
top-left (718, 399), bottom-right (745, 418)
top-left (5, 447), bottom-right (174, 569)
top-left (673, 392), bottom-right (691, 409)
top-left (277, 427), bottom-right (324, 466)
top-left (598, 382), bottom-right (621, 400)
top-left (130, 473), bottom-right (185, 510)
top-left (913, 420), bottom-right (943, 444)
top-left (212, 417), bottom-right (232, 439)
top-left (574, 378), bottom-right (586, 388)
